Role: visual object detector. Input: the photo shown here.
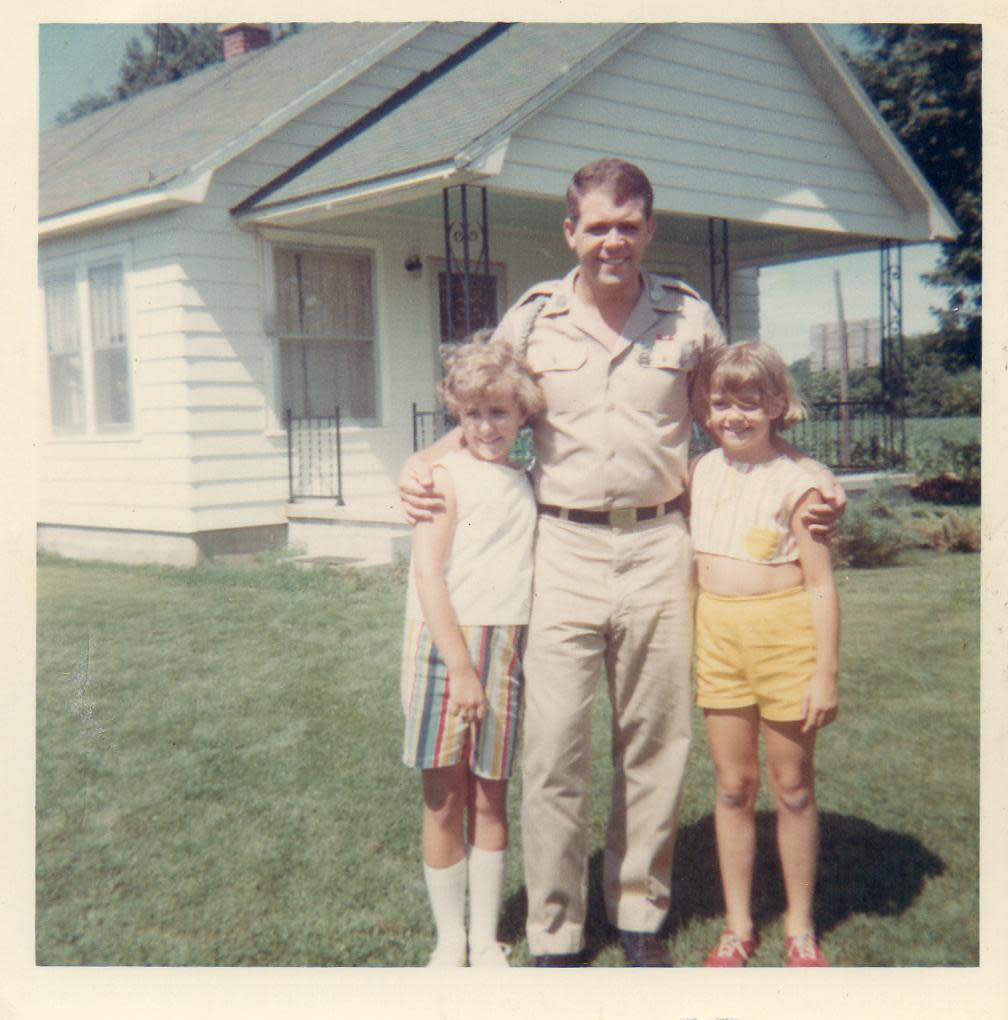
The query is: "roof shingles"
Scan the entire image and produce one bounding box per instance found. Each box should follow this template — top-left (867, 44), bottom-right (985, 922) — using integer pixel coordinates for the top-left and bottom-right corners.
top-left (39, 23), bottom-right (416, 219)
top-left (255, 23), bottom-right (625, 208)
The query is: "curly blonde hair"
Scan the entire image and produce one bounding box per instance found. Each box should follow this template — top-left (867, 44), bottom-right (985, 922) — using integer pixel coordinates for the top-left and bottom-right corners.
top-left (691, 342), bottom-right (807, 431)
top-left (439, 331), bottom-right (545, 422)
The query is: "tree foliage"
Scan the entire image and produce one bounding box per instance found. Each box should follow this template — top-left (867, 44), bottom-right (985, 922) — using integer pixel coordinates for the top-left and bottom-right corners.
top-left (55, 24), bottom-right (302, 126)
top-left (114, 24), bottom-right (224, 100)
top-left (789, 331), bottom-right (981, 419)
top-left (845, 25), bottom-right (981, 366)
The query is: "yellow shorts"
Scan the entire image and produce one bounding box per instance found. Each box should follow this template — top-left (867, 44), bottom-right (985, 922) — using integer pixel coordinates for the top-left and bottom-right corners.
top-left (694, 586), bottom-right (816, 722)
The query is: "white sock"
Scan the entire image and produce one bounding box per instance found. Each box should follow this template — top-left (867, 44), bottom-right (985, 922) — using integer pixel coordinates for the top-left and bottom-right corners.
top-left (467, 845), bottom-right (506, 951)
top-left (423, 857), bottom-right (467, 956)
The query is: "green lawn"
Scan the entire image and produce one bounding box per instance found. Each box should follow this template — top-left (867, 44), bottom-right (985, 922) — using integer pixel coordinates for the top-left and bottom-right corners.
top-left (903, 415), bottom-right (980, 447)
top-left (36, 550), bottom-right (979, 967)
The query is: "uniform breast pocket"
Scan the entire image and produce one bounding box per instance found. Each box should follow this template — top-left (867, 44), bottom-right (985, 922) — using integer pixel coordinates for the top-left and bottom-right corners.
top-left (648, 338), bottom-right (700, 374)
top-left (633, 339), bottom-right (692, 410)
top-left (526, 344), bottom-right (587, 415)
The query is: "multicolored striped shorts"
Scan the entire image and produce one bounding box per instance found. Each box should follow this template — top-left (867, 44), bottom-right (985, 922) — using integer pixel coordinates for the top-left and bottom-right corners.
top-left (401, 619), bottom-right (526, 779)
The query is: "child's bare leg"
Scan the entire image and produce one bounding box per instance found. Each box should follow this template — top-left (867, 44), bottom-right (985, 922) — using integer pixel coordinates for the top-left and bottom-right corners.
top-left (468, 776), bottom-right (508, 850)
top-left (705, 707), bottom-right (761, 938)
top-left (467, 777), bottom-right (509, 964)
top-left (762, 719), bottom-right (818, 937)
top-left (421, 763), bottom-right (470, 965)
top-left (422, 761), bottom-right (469, 866)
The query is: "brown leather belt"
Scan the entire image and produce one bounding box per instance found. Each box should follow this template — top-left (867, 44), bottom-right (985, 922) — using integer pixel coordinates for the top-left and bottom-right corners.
top-left (537, 494), bottom-right (684, 528)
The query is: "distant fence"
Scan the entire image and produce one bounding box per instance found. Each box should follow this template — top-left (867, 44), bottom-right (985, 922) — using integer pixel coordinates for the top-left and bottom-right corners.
top-left (417, 400), bottom-right (904, 475)
top-left (792, 400), bottom-right (905, 472)
top-left (285, 409), bottom-right (344, 503)
top-left (691, 399), bottom-right (904, 473)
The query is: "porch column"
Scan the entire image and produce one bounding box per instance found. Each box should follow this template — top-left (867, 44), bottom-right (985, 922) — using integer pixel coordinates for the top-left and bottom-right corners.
top-left (442, 184), bottom-right (492, 343)
top-left (880, 239), bottom-right (907, 467)
top-left (707, 217), bottom-right (731, 340)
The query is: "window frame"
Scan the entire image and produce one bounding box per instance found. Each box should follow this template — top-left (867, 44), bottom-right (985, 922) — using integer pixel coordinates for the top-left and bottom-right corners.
top-left (262, 231), bottom-right (383, 431)
top-left (40, 247), bottom-right (136, 439)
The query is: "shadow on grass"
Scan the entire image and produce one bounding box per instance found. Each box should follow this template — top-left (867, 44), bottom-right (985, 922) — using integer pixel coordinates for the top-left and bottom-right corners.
top-left (500, 811), bottom-right (944, 962)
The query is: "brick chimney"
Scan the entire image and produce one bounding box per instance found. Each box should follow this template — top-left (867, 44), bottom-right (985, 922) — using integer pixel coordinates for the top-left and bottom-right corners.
top-left (219, 23), bottom-right (272, 61)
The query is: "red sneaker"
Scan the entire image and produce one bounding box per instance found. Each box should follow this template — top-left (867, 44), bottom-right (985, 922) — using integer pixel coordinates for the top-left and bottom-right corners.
top-left (785, 932), bottom-right (827, 967)
top-left (704, 930), bottom-right (759, 967)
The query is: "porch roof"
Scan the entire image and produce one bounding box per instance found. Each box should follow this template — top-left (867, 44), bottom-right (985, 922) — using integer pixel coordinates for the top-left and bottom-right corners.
top-left (236, 24), bottom-right (957, 260)
top-left (40, 22), bottom-right (957, 261)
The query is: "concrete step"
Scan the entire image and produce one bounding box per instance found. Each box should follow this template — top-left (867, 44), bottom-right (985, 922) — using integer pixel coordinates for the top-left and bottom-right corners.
top-left (284, 501), bottom-right (411, 565)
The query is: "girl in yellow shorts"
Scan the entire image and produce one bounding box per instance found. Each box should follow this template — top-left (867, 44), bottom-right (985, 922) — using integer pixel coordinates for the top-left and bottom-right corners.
top-left (688, 343), bottom-right (840, 968)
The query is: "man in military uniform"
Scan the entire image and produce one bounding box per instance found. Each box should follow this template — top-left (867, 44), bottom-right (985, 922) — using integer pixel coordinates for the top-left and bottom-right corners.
top-left (401, 159), bottom-right (841, 967)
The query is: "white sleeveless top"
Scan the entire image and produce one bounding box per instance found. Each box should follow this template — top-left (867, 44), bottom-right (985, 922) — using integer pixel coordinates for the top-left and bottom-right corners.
top-left (690, 449), bottom-right (819, 565)
top-left (406, 450), bottom-right (536, 625)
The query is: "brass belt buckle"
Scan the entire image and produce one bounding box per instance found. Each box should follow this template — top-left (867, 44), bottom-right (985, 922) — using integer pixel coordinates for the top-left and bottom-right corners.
top-left (609, 507), bottom-right (636, 529)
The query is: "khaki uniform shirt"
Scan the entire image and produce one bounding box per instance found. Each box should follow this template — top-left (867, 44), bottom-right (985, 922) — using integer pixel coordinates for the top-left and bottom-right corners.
top-left (494, 268), bottom-right (725, 510)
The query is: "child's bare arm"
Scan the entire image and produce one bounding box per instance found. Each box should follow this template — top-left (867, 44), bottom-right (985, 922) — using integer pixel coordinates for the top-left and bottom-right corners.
top-left (411, 467), bottom-right (488, 724)
top-left (774, 437), bottom-right (847, 538)
top-left (793, 489), bottom-right (840, 733)
top-left (398, 428), bottom-right (464, 523)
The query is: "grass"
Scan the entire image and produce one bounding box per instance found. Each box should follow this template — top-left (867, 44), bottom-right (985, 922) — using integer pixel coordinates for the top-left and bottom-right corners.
top-left (36, 548), bottom-right (979, 967)
top-left (903, 415), bottom-right (980, 447)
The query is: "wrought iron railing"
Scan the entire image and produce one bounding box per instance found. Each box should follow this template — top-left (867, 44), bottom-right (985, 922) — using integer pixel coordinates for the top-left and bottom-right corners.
top-left (791, 400), bottom-right (904, 472)
top-left (412, 403), bottom-right (453, 452)
top-left (411, 404), bottom-right (536, 472)
top-left (285, 408), bottom-right (344, 503)
top-left (417, 400), bottom-right (904, 475)
top-left (689, 400), bottom-right (904, 473)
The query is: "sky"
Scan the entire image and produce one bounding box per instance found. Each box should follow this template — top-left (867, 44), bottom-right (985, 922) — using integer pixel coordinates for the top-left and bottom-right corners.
top-left (37, 21), bottom-right (948, 366)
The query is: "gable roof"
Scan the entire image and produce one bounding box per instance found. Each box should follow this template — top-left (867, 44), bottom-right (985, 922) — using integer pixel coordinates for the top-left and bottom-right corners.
top-left (39, 22), bottom-right (957, 246)
top-left (237, 23), bottom-right (641, 216)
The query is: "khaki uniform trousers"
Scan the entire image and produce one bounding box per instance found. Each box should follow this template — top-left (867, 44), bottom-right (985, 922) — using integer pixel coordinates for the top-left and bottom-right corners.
top-left (521, 510), bottom-right (694, 955)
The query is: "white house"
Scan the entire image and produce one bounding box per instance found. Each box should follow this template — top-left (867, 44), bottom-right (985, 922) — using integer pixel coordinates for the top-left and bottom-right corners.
top-left (38, 22), bottom-right (957, 566)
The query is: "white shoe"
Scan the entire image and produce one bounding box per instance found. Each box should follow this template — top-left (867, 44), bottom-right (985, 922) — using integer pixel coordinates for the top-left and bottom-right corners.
top-left (469, 941), bottom-right (511, 968)
top-left (426, 942), bottom-right (467, 967)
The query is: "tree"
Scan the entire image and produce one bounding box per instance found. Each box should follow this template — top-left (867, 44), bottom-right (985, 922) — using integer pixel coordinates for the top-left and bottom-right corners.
top-left (844, 25), bottom-right (981, 367)
top-left (114, 24), bottom-right (224, 99)
top-left (55, 24), bottom-right (303, 126)
top-left (56, 93), bottom-right (116, 126)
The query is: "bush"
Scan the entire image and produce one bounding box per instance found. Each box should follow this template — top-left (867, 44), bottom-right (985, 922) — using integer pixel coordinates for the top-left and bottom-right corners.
top-left (907, 437), bottom-right (981, 480)
top-left (906, 508), bottom-right (981, 553)
top-left (909, 473), bottom-right (981, 504)
top-left (834, 487), bottom-right (909, 568)
top-left (944, 368), bottom-right (982, 416)
top-left (907, 437), bottom-right (981, 505)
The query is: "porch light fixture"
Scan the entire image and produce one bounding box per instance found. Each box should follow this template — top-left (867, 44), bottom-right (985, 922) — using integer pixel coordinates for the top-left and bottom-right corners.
top-left (404, 254), bottom-right (423, 276)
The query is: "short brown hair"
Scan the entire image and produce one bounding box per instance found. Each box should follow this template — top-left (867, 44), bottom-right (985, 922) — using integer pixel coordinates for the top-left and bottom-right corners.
top-left (565, 158), bottom-right (654, 223)
top-left (439, 332), bottom-right (545, 423)
top-left (690, 342), bottom-right (807, 431)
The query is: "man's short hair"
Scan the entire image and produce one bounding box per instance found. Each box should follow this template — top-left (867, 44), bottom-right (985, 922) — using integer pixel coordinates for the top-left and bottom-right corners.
top-left (565, 158), bottom-right (654, 223)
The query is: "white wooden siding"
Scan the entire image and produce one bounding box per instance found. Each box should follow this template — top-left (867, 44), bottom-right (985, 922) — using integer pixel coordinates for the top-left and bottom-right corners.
top-left (495, 23), bottom-right (914, 239)
top-left (41, 22), bottom-right (818, 550)
top-left (729, 267), bottom-right (760, 342)
top-left (38, 215), bottom-right (199, 535)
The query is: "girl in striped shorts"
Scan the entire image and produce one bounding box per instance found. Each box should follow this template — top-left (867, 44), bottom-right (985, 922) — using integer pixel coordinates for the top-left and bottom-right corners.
top-left (401, 337), bottom-right (544, 967)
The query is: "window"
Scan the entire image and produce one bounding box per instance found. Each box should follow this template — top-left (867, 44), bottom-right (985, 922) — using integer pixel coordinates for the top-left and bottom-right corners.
top-left (274, 247), bottom-right (376, 420)
top-left (42, 260), bottom-right (133, 434)
top-left (437, 269), bottom-right (499, 343)
top-left (44, 272), bottom-right (84, 433)
top-left (88, 265), bottom-right (132, 426)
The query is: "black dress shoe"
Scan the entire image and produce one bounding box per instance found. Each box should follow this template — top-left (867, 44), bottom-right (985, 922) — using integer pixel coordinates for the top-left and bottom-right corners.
top-left (619, 930), bottom-right (673, 967)
top-left (529, 951), bottom-right (586, 967)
